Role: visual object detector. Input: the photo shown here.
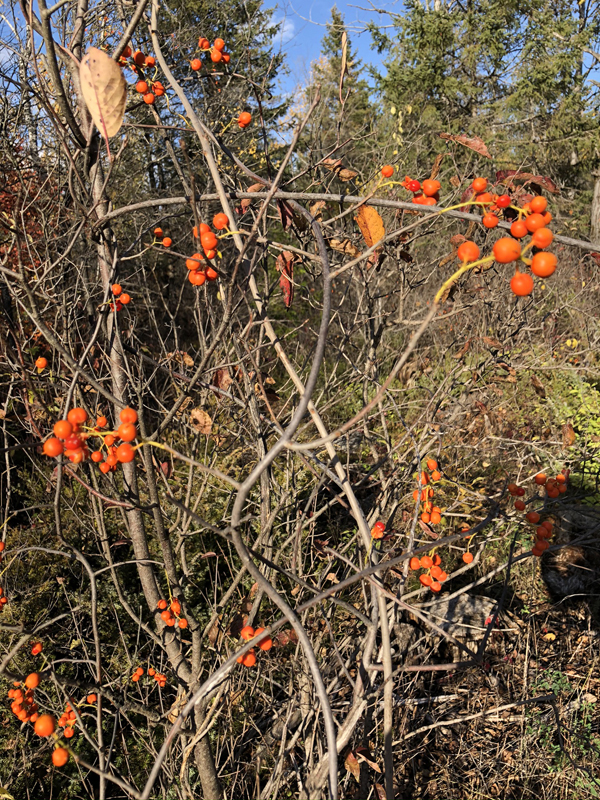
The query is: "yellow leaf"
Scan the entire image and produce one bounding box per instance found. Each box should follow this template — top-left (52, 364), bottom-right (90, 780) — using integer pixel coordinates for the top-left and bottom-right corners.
top-left (543, 632), bottom-right (556, 641)
top-left (0, 787), bottom-right (15, 800)
top-left (355, 205), bottom-right (385, 250)
top-left (80, 47), bottom-right (126, 139)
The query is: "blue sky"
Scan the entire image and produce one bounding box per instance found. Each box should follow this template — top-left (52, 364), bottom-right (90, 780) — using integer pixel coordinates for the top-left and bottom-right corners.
top-left (265, 1), bottom-right (402, 95)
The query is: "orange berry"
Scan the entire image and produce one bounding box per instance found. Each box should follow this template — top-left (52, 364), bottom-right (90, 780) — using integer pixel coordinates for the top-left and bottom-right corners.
top-left (35, 356), bottom-right (48, 370)
top-left (530, 196), bottom-right (547, 214)
top-left (211, 49), bottom-right (222, 63)
top-left (52, 747), bottom-right (69, 767)
top-left (63, 726), bottom-right (75, 738)
top-left (117, 422), bottom-right (137, 442)
top-left (120, 293), bottom-right (131, 304)
top-left (531, 252), bottom-right (557, 278)
top-left (116, 443), bottom-right (135, 463)
top-left (421, 512), bottom-right (431, 524)
top-left (170, 599), bottom-right (181, 615)
top-left (254, 627), bottom-right (273, 650)
top-left (482, 213), bottom-right (499, 228)
top-left (122, 46), bottom-right (132, 58)
top-left (43, 438), bottom-right (64, 458)
top-left (381, 165), bottom-right (394, 178)
top-left (432, 554), bottom-right (442, 566)
top-left (68, 407), bottom-right (88, 425)
top-left (430, 511), bottom-right (442, 524)
top-left (189, 270), bottom-right (207, 286)
top-left (132, 673), bottom-right (140, 682)
top-left (462, 552), bottom-right (474, 564)
top-left (422, 179), bottom-right (441, 197)
top-left (238, 111), bottom-right (252, 128)
top-left (34, 714), bottom-right (55, 737)
top-left (420, 555), bottom-right (433, 568)
top-left (120, 407), bottom-right (138, 424)
top-left (213, 213), bottom-right (229, 230)
top-left (534, 473), bottom-right (547, 485)
top-left (160, 609), bottom-right (172, 623)
top-left (191, 58), bottom-right (201, 71)
top-left (419, 573), bottom-right (433, 586)
top-left (213, 38), bottom-right (225, 51)
top-left (162, 237), bottom-right (172, 247)
top-left (24, 673), bottom-right (40, 689)
top-left (133, 51), bottom-right (146, 67)
top-left (135, 80), bottom-right (148, 94)
top-left (525, 511), bottom-right (541, 524)
top-left (430, 581), bottom-right (442, 592)
top-left (240, 625), bottom-right (255, 641)
top-left (409, 557), bottom-right (421, 570)
top-left (145, 56), bottom-right (155, 67)
top-left (431, 470), bottom-right (441, 482)
top-left (31, 642), bottom-right (42, 655)
top-left (493, 237), bottom-right (521, 263)
top-left (531, 227), bottom-right (553, 249)
top-left (153, 82), bottom-right (165, 97)
top-left (205, 266), bottom-right (218, 280)
top-left (186, 254), bottom-right (203, 270)
top-left (456, 241), bottom-right (480, 263)
top-left (241, 650), bottom-right (256, 667)
top-left (472, 177), bottom-right (487, 193)
top-left (87, 694), bottom-right (97, 704)
top-left (426, 458), bottom-right (438, 471)
top-left (430, 565), bottom-right (443, 579)
top-left (53, 420), bottom-right (73, 439)
top-left (510, 219), bottom-right (529, 239)
top-left (525, 213), bottom-right (546, 233)
top-left (143, 93), bottom-right (155, 105)
top-left (198, 37), bottom-right (210, 49)
top-left (178, 618), bottom-right (188, 629)
top-left (510, 271), bottom-right (534, 297)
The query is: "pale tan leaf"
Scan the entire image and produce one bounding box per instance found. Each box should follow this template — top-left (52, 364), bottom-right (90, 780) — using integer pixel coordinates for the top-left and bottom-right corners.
top-left (80, 47), bottom-right (126, 139)
top-left (439, 132), bottom-right (492, 159)
top-left (310, 200), bottom-right (327, 219)
top-left (330, 238), bottom-right (360, 256)
top-left (190, 408), bottom-right (212, 435)
top-left (355, 205), bottom-right (385, 250)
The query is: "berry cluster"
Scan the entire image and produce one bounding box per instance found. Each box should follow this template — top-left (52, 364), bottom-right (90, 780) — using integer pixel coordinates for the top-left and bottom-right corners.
top-left (157, 597), bottom-right (188, 628)
top-left (186, 216), bottom-right (227, 285)
top-left (408, 553), bottom-right (448, 592)
top-left (131, 666), bottom-right (167, 688)
top-left (236, 624), bottom-right (273, 668)
top-left (509, 471), bottom-right (567, 557)
top-left (118, 47), bottom-right (163, 105)
top-left (371, 520), bottom-right (386, 539)
top-left (413, 458), bottom-right (443, 525)
top-left (8, 674), bottom-right (40, 725)
top-left (42, 407), bottom-right (139, 472)
top-left (110, 283), bottom-right (131, 311)
top-left (154, 227), bottom-right (172, 248)
top-left (400, 176), bottom-right (441, 205)
top-left (57, 699), bottom-right (80, 739)
top-left (192, 36), bottom-right (231, 69)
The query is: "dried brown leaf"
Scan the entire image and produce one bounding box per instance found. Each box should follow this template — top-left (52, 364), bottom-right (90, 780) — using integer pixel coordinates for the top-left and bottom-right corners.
top-left (495, 170), bottom-right (559, 194)
top-left (239, 183), bottom-right (263, 212)
top-left (310, 200), bottom-right (327, 220)
top-left (80, 48), bottom-right (126, 139)
top-left (344, 751), bottom-right (361, 782)
top-left (276, 250), bottom-right (295, 308)
top-left (190, 408), bottom-right (212, 435)
top-left (562, 422), bottom-right (576, 448)
top-left (439, 132), bottom-right (492, 159)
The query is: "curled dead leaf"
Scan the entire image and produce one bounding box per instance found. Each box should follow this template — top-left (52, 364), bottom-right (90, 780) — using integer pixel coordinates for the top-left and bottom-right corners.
top-left (276, 250), bottom-right (295, 308)
top-left (321, 157), bottom-right (358, 182)
top-left (330, 238), bottom-right (360, 257)
top-left (355, 205), bottom-right (385, 250)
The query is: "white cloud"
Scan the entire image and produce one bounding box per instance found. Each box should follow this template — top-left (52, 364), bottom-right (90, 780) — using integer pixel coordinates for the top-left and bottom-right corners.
top-left (274, 16), bottom-right (296, 44)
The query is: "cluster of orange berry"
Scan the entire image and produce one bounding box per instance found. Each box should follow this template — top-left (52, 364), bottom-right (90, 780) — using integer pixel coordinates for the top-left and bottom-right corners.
top-left (191, 36), bottom-right (231, 70)
top-left (57, 695), bottom-right (94, 739)
top-left (157, 596), bottom-right (188, 628)
top-left (413, 459), bottom-right (443, 525)
top-left (400, 176), bottom-right (441, 205)
top-left (153, 226), bottom-right (172, 248)
top-left (408, 553), bottom-right (448, 592)
top-left (509, 471), bottom-right (567, 557)
top-left (370, 520), bottom-right (386, 540)
top-left (110, 282), bottom-right (131, 311)
top-left (130, 666), bottom-right (167, 688)
top-left (118, 46), bottom-right (164, 105)
top-left (237, 624), bottom-right (273, 668)
top-left (42, 407), bottom-right (138, 471)
top-left (8, 673), bottom-right (40, 725)
top-left (185, 214), bottom-right (227, 285)
top-left (457, 180), bottom-right (555, 297)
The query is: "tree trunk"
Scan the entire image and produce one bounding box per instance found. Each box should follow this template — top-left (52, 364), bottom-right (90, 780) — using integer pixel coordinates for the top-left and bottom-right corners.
top-left (591, 171), bottom-right (600, 244)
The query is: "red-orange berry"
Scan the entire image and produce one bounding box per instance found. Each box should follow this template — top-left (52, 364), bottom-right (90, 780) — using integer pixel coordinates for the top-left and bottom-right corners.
top-left (493, 237), bottom-right (521, 263)
top-left (191, 58), bottom-right (201, 71)
top-left (530, 252), bottom-right (557, 278)
top-left (510, 271), bottom-right (534, 297)
top-left (482, 213), bottom-right (499, 228)
top-left (472, 177), bottom-right (487, 193)
top-left (381, 165), bottom-right (394, 178)
top-left (462, 552), bottom-right (474, 564)
top-left (238, 111), bottom-right (252, 128)
top-left (457, 241), bottom-right (480, 262)
top-left (135, 80), bottom-right (148, 94)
